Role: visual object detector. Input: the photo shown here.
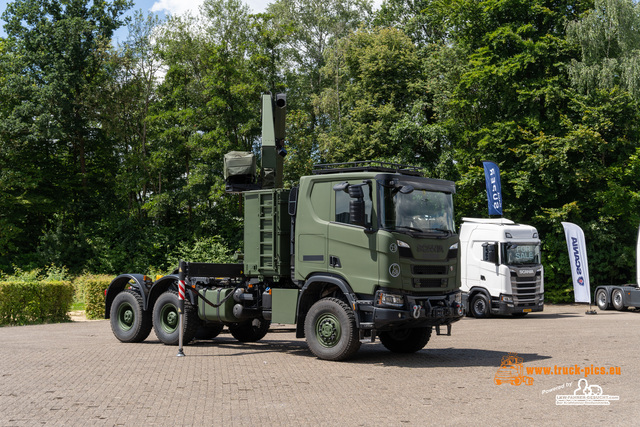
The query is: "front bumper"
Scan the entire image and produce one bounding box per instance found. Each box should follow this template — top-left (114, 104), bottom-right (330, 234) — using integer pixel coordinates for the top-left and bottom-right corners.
top-left (493, 300), bottom-right (544, 315)
top-left (358, 291), bottom-right (465, 331)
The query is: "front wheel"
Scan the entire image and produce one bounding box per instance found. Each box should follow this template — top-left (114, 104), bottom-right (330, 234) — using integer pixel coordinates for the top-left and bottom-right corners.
top-left (228, 318), bottom-right (270, 342)
top-left (153, 290), bottom-right (199, 345)
top-left (110, 290), bottom-right (152, 343)
top-left (611, 289), bottom-right (627, 311)
top-left (470, 294), bottom-right (490, 318)
top-left (596, 289), bottom-right (609, 311)
top-left (379, 327), bottom-right (432, 353)
top-left (304, 297), bottom-right (361, 361)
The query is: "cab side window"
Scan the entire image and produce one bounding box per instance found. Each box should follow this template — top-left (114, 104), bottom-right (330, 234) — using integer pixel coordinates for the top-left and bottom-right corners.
top-left (335, 188), bottom-right (372, 227)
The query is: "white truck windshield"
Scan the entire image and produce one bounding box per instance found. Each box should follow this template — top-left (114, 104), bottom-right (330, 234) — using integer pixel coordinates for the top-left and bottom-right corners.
top-left (503, 243), bottom-right (541, 265)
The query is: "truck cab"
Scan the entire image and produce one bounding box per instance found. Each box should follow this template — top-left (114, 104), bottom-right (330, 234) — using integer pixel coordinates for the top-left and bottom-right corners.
top-left (459, 218), bottom-right (544, 317)
top-left (291, 166), bottom-right (461, 333)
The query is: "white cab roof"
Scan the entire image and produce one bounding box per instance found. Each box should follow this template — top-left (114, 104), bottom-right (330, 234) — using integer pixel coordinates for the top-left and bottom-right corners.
top-left (461, 217), bottom-right (515, 225)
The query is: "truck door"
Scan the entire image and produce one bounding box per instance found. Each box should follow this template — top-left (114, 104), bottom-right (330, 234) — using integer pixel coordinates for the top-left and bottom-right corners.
top-left (327, 182), bottom-right (379, 294)
top-left (477, 241), bottom-right (501, 294)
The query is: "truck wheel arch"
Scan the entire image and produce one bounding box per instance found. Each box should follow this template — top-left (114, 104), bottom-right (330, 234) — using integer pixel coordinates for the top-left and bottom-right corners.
top-left (105, 274), bottom-right (148, 319)
top-left (147, 274), bottom-right (181, 309)
top-left (105, 274), bottom-right (197, 320)
top-left (467, 288), bottom-right (492, 318)
top-left (295, 275), bottom-right (357, 338)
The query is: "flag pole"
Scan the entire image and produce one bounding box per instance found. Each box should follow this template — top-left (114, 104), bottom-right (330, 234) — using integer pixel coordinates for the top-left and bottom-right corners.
top-left (177, 260), bottom-right (186, 357)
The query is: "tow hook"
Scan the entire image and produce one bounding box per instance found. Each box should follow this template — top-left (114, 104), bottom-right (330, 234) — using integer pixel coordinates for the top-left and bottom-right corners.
top-left (412, 304), bottom-right (421, 319)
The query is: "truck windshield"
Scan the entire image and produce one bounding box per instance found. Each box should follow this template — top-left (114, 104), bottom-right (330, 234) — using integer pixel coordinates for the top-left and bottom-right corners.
top-left (379, 181), bottom-right (455, 235)
top-left (503, 243), bottom-right (541, 265)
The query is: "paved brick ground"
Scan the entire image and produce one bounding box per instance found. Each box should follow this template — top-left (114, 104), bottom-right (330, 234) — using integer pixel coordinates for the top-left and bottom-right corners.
top-left (1, 304), bottom-right (638, 426)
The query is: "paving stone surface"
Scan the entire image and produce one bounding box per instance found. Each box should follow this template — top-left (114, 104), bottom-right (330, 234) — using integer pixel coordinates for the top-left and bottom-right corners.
top-left (1, 304), bottom-right (638, 426)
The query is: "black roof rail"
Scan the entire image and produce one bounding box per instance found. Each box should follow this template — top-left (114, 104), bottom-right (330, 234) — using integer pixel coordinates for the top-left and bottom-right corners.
top-left (312, 161), bottom-right (423, 176)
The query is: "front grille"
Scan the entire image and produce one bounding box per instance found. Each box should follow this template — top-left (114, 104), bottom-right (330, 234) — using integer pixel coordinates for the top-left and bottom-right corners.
top-left (413, 278), bottom-right (447, 288)
top-left (412, 265), bottom-right (447, 275)
top-left (510, 270), bottom-right (541, 304)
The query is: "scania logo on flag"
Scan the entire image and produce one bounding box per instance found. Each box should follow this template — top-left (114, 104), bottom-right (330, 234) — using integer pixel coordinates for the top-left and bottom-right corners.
top-left (571, 237), bottom-right (582, 275)
top-left (483, 161), bottom-right (503, 216)
top-left (577, 277), bottom-right (584, 286)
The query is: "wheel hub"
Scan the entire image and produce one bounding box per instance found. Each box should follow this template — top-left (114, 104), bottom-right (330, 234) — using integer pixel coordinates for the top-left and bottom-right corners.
top-left (118, 305), bottom-right (134, 331)
top-left (161, 305), bottom-right (178, 332)
top-left (316, 314), bottom-right (341, 348)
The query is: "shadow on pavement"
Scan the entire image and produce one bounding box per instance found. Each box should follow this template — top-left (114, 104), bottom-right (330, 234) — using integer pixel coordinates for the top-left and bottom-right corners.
top-left (180, 334), bottom-right (551, 368)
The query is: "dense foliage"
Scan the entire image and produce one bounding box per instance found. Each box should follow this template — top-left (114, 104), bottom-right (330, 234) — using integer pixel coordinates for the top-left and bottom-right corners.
top-left (1, 0), bottom-right (639, 302)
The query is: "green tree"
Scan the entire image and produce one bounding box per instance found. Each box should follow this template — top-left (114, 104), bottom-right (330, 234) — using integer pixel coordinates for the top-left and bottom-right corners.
top-left (316, 27), bottom-right (424, 162)
top-left (0, 0), bottom-right (131, 271)
top-left (266, 0), bottom-right (372, 180)
top-left (142, 0), bottom-right (268, 253)
top-left (435, 0), bottom-right (640, 297)
top-left (567, 0), bottom-right (640, 97)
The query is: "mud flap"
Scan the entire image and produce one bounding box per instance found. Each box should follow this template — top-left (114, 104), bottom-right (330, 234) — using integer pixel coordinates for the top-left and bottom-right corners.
top-left (435, 324), bottom-right (452, 336)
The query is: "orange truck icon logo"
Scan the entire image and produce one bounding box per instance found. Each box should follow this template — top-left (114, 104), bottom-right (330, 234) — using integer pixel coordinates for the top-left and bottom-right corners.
top-left (495, 353), bottom-right (534, 386)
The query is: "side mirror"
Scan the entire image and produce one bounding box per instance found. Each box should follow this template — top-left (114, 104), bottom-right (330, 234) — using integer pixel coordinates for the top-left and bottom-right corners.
top-left (333, 182), bottom-right (367, 227)
top-left (398, 185), bottom-right (414, 194)
top-left (482, 242), bottom-right (499, 265)
top-left (349, 199), bottom-right (365, 226)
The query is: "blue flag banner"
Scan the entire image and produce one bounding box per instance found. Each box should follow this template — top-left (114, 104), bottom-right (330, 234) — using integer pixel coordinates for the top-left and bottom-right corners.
top-left (483, 161), bottom-right (503, 216)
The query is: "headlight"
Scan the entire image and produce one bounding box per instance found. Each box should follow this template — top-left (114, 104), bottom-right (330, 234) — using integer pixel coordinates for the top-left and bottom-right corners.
top-left (447, 242), bottom-right (458, 259)
top-left (500, 294), bottom-right (513, 303)
top-left (454, 291), bottom-right (462, 304)
top-left (377, 292), bottom-right (404, 308)
top-left (397, 240), bottom-right (410, 248)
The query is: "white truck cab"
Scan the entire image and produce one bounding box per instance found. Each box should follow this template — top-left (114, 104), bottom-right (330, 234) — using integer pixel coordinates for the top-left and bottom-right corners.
top-left (459, 218), bottom-right (544, 317)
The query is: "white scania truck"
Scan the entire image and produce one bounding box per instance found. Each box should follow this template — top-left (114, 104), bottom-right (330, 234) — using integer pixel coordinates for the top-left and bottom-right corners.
top-left (459, 218), bottom-right (544, 317)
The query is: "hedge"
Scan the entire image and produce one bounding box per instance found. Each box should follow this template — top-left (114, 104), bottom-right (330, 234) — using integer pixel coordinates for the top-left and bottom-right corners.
top-left (0, 280), bottom-right (74, 325)
top-left (74, 275), bottom-right (111, 320)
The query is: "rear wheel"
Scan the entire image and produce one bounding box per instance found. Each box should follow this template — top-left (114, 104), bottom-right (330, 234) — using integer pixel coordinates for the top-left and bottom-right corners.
top-left (110, 290), bottom-right (152, 343)
top-left (379, 327), bottom-right (432, 353)
top-left (612, 289), bottom-right (627, 311)
top-left (596, 289), bottom-right (610, 311)
top-left (470, 293), bottom-right (490, 318)
top-left (153, 290), bottom-right (199, 345)
top-left (304, 297), bottom-right (361, 361)
top-left (228, 317), bottom-right (270, 342)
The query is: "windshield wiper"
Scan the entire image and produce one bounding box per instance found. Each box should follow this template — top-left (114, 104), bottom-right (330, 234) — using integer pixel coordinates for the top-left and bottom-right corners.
top-left (394, 226), bottom-right (424, 233)
top-left (424, 228), bottom-right (452, 235)
top-left (392, 226), bottom-right (453, 236)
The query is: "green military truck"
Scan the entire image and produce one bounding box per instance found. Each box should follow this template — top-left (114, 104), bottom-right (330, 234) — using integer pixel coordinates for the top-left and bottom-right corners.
top-left (105, 93), bottom-right (464, 360)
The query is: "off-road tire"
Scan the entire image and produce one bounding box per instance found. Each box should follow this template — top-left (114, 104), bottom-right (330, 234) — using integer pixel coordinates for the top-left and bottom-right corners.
top-left (228, 317), bottom-right (270, 342)
top-left (110, 290), bottom-right (152, 343)
top-left (379, 327), bottom-right (432, 353)
top-left (471, 293), bottom-right (490, 318)
top-left (153, 290), bottom-right (199, 345)
top-left (304, 297), bottom-right (361, 361)
top-left (596, 289), bottom-right (610, 311)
